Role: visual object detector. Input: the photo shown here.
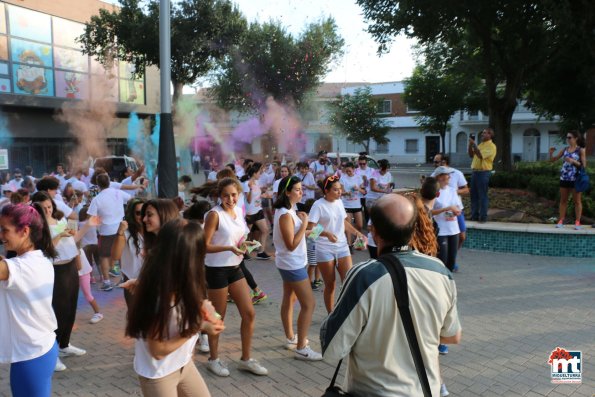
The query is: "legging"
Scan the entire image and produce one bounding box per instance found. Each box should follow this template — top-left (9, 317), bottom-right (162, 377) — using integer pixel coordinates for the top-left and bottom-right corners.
top-left (437, 234), bottom-right (459, 272)
top-left (239, 261), bottom-right (258, 290)
top-left (10, 341), bottom-right (58, 397)
top-left (79, 273), bottom-right (95, 303)
top-left (53, 259), bottom-right (80, 349)
top-left (139, 360), bottom-right (211, 397)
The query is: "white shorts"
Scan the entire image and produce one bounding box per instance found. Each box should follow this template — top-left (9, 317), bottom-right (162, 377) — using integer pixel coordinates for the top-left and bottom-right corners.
top-left (315, 242), bottom-right (351, 263)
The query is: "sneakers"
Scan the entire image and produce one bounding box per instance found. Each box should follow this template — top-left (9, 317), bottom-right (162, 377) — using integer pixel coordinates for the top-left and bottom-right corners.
top-left (314, 279), bottom-right (323, 288)
top-left (285, 335), bottom-right (309, 350)
top-left (438, 344), bottom-right (448, 355)
top-left (55, 358), bottom-right (67, 372)
top-left (198, 334), bottom-right (210, 354)
top-left (238, 358), bottom-right (268, 375)
top-left (294, 345), bottom-right (323, 361)
top-left (59, 344), bottom-right (86, 357)
top-left (251, 290), bottom-right (268, 304)
top-left (89, 313), bottom-right (104, 324)
top-left (555, 220), bottom-right (564, 228)
top-left (311, 281), bottom-right (320, 291)
top-left (227, 294), bottom-right (234, 303)
top-left (100, 281), bottom-right (113, 291)
top-left (574, 222), bottom-right (582, 230)
top-left (108, 267), bottom-right (121, 277)
top-left (452, 263), bottom-right (459, 273)
top-left (440, 383), bottom-right (449, 396)
top-left (255, 252), bottom-right (271, 260)
top-left (207, 358), bottom-right (230, 377)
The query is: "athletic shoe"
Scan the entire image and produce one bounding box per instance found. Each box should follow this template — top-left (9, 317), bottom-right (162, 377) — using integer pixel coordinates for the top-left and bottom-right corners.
top-left (311, 281), bottom-right (320, 291)
top-left (255, 252), bottom-right (271, 260)
top-left (295, 345), bottom-right (323, 361)
top-left (440, 383), bottom-right (449, 396)
top-left (59, 344), bottom-right (86, 357)
top-left (227, 294), bottom-right (234, 303)
top-left (438, 344), bottom-right (448, 355)
top-left (574, 222), bottom-right (582, 230)
top-left (89, 313), bottom-right (104, 324)
top-left (90, 276), bottom-right (97, 284)
top-left (285, 335), bottom-right (309, 350)
top-left (314, 279), bottom-right (323, 287)
top-left (452, 264), bottom-right (459, 273)
top-left (238, 358), bottom-right (268, 375)
top-left (55, 358), bottom-right (67, 372)
top-left (100, 281), bottom-right (113, 291)
top-left (555, 221), bottom-right (564, 228)
top-left (108, 268), bottom-right (121, 277)
top-left (207, 358), bottom-right (230, 377)
top-left (251, 290), bottom-right (268, 304)
top-left (198, 334), bottom-right (210, 353)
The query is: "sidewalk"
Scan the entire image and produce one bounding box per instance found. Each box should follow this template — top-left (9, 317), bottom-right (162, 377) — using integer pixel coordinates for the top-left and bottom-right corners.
top-left (1, 249), bottom-right (593, 396)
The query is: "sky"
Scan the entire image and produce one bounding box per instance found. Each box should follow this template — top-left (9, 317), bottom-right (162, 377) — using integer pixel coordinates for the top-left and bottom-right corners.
top-left (101, 0), bottom-right (417, 84)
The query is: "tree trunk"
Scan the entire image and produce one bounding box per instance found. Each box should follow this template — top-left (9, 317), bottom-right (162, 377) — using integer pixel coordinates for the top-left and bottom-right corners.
top-left (172, 81), bottom-right (184, 108)
top-left (485, 78), bottom-right (520, 171)
top-left (363, 138), bottom-right (370, 154)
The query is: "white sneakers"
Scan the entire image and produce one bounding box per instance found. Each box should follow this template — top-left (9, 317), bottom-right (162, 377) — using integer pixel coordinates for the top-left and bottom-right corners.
top-left (238, 358), bottom-right (268, 375)
top-left (89, 313), bottom-right (104, 324)
top-left (285, 335), bottom-right (309, 350)
top-left (440, 383), bottom-right (449, 396)
top-left (198, 334), bottom-right (210, 354)
top-left (207, 358), bottom-right (230, 377)
top-left (294, 345), bottom-right (323, 361)
top-left (59, 344), bottom-right (86, 357)
top-left (55, 358), bottom-right (67, 372)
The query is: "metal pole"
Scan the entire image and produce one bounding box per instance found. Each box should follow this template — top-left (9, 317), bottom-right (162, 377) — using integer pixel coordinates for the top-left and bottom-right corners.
top-left (157, 0), bottom-right (177, 198)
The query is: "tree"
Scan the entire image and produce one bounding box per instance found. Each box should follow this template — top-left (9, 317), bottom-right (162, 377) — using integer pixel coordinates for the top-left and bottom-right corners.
top-left (329, 87), bottom-right (390, 154)
top-left (209, 18), bottom-right (344, 111)
top-left (404, 62), bottom-right (484, 154)
top-left (78, 0), bottom-right (247, 102)
top-left (356, 0), bottom-right (560, 170)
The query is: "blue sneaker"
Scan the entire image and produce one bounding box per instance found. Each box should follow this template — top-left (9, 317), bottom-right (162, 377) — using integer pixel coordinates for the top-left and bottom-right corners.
top-left (452, 264), bottom-right (459, 273)
top-left (108, 268), bottom-right (121, 277)
top-left (438, 344), bottom-right (448, 355)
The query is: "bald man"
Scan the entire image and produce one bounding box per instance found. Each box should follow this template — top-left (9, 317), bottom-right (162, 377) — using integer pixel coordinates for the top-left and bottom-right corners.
top-left (321, 194), bottom-right (462, 397)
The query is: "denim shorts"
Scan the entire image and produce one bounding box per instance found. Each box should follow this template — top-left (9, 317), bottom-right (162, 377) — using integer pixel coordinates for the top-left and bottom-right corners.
top-left (315, 243), bottom-right (351, 263)
top-left (277, 266), bottom-right (308, 282)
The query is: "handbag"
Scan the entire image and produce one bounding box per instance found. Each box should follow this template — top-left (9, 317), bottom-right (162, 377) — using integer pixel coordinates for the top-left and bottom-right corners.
top-left (321, 253), bottom-right (432, 397)
top-left (575, 167), bottom-right (590, 193)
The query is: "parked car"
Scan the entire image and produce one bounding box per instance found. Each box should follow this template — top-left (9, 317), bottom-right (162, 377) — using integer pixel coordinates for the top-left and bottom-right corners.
top-left (327, 152), bottom-right (379, 169)
top-left (92, 155), bottom-right (138, 182)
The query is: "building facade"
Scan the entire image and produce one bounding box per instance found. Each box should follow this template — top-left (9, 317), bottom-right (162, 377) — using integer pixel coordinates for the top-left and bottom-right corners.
top-left (0, 0), bottom-right (160, 174)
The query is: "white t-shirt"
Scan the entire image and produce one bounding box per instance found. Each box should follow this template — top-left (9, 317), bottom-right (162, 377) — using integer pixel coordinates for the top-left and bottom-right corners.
top-left (355, 166), bottom-right (374, 198)
top-left (367, 170), bottom-right (393, 200)
top-left (54, 195), bottom-right (73, 218)
top-left (0, 250), bottom-right (58, 364)
top-left (78, 248), bottom-right (93, 276)
top-left (54, 174), bottom-right (68, 191)
top-left (258, 171), bottom-right (274, 190)
top-left (67, 177), bottom-right (88, 193)
top-left (81, 168), bottom-right (94, 188)
top-left (298, 172), bottom-right (316, 203)
top-left (121, 231), bottom-right (145, 279)
top-left (366, 219), bottom-right (376, 248)
top-left (205, 206), bottom-right (249, 268)
top-left (340, 174), bottom-right (364, 209)
top-left (310, 161), bottom-right (334, 181)
top-left (49, 219), bottom-right (79, 264)
top-left (430, 168), bottom-right (467, 209)
top-left (79, 220), bottom-right (98, 246)
top-left (273, 207), bottom-right (307, 271)
top-left (134, 307), bottom-right (199, 379)
top-left (7, 178), bottom-right (24, 192)
top-left (308, 198), bottom-right (348, 250)
top-left (272, 178), bottom-right (282, 196)
top-left (207, 171), bottom-right (218, 181)
top-left (242, 180), bottom-right (262, 216)
top-left (433, 186), bottom-right (461, 237)
top-left (87, 188), bottom-right (131, 236)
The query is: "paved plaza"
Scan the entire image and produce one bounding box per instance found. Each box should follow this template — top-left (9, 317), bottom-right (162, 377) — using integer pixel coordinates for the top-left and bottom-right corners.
top-left (1, 248), bottom-right (594, 396)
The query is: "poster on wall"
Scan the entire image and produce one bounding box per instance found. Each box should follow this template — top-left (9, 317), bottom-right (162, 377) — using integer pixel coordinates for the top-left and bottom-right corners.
top-left (7, 4), bottom-right (51, 43)
top-left (0, 77), bottom-right (10, 93)
top-left (55, 70), bottom-right (89, 99)
top-left (12, 64), bottom-right (53, 96)
top-left (0, 36), bottom-right (8, 61)
top-left (0, 3), bottom-right (6, 34)
top-left (53, 17), bottom-right (85, 49)
top-left (119, 79), bottom-right (145, 105)
top-left (54, 47), bottom-right (88, 73)
top-left (11, 38), bottom-right (52, 68)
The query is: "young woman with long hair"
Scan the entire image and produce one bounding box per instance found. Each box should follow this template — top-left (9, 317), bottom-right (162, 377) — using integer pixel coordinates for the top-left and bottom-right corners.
top-left (111, 198), bottom-right (146, 308)
top-left (308, 175), bottom-right (365, 313)
top-left (273, 176), bottom-right (322, 361)
top-left (240, 162), bottom-right (272, 260)
top-left (126, 219), bottom-right (224, 397)
top-left (549, 130), bottom-right (588, 229)
top-left (366, 159), bottom-right (393, 210)
top-left (339, 162), bottom-right (366, 246)
top-left (140, 199), bottom-right (180, 252)
top-left (31, 191), bottom-right (86, 372)
top-left (0, 204), bottom-right (58, 397)
top-left (203, 177), bottom-right (268, 377)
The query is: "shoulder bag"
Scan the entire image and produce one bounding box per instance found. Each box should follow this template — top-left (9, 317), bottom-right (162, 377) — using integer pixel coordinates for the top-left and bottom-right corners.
top-left (575, 167), bottom-right (590, 193)
top-left (321, 253), bottom-right (432, 397)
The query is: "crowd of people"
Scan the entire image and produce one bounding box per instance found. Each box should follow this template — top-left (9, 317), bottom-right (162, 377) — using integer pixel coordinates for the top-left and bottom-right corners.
top-left (0, 127), bottom-right (587, 397)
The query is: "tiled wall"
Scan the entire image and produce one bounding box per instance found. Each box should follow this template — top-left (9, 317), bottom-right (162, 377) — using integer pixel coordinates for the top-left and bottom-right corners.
top-left (464, 229), bottom-right (595, 258)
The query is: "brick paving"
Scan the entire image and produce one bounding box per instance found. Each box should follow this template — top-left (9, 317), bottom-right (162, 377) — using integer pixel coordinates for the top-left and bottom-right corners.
top-left (1, 248), bottom-right (594, 396)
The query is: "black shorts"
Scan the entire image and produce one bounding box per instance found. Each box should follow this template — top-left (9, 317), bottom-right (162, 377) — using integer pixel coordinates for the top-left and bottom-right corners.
top-left (205, 264), bottom-right (245, 289)
top-left (98, 234), bottom-right (117, 258)
top-left (245, 210), bottom-right (265, 225)
top-left (345, 207), bottom-right (362, 214)
top-left (560, 180), bottom-right (575, 189)
top-left (261, 198), bottom-right (272, 208)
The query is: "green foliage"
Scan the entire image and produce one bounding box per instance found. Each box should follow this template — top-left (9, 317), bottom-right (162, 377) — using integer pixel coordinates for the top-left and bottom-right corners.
top-left (328, 87), bottom-right (390, 153)
top-left (209, 18), bottom-right (344, 111)
top-left (78, 0), bottom-right (247, 99)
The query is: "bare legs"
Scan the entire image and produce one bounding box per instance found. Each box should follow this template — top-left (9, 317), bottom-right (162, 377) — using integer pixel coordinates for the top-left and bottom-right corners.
top-left (280, 279), bottom-right (316, 349)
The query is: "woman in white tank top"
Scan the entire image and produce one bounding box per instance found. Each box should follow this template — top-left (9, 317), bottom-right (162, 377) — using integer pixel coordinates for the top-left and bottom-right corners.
top-left (202, 178), bottom-right (268, 377)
